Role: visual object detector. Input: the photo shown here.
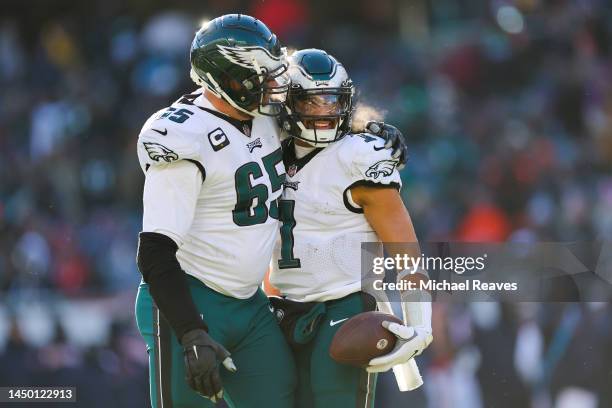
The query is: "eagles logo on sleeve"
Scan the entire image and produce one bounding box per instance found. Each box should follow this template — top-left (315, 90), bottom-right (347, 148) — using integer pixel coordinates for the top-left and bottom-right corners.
top-left (143, 142), bottom-right (179, 163)
top-left (365, 159), bottom-right (398, 179)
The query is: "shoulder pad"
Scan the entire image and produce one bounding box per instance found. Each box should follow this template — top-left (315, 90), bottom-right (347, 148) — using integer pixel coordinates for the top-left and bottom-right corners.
top-left (341, 132), bottom-right (390, 162)
top-left (137, 109), bottom-right (202, 170)
top-left (350, 132), bottom-right (386, 146)
top-left (339, 133), bottom-right (401, 186)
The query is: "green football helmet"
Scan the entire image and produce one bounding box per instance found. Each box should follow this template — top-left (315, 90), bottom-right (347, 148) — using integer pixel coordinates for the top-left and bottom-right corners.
top-left (190, 14), bottom-right (290, 116)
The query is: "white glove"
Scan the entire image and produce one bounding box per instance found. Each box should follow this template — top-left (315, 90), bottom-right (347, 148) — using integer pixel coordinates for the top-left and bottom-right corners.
top-left (366, 322), bottom-right (432, 373)
top-left (368, 283), bottom-right (433, 373)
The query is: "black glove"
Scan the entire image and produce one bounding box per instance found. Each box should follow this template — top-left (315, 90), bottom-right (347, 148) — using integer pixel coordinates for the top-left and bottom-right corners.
top-left (182, 329), bottom-right (237, 403)
top-left (365, 121), bottom-right (409, 170)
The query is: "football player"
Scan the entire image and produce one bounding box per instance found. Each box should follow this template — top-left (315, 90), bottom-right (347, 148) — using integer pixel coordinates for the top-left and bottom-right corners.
top-left (133, 13), bottom-right (406, 408)
top-left (268, 49), bottom-right (433, 407)
top-left (134, 14), bottom-right (296, 408)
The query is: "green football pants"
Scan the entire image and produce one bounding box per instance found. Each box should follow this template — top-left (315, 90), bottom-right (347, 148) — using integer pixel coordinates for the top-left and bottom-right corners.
top-left (293, 291), bottom-right (378, 408)
top-left (135, 276), bottom-right (296, 408)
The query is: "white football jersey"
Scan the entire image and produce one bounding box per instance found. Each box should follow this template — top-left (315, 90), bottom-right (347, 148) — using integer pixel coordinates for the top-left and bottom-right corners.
top-left (138, 90), bottom-right (285, 299)
top-left (270, 133), bottom-right (402, 302)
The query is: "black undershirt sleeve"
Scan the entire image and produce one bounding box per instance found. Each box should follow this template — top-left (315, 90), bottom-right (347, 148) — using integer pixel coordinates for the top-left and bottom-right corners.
top-left (137, 231), bottom-right (208, 340)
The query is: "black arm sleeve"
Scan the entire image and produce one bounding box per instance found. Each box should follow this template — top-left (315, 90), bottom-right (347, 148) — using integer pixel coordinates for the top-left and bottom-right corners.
top-left (137, 232), bottom-right (208, 340)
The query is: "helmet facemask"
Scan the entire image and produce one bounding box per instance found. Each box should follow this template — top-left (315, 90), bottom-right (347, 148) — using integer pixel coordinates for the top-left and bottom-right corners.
top-left (285, 81), bottom-right (354, 147)
top-left (249, 61), bottom-right (291, 116)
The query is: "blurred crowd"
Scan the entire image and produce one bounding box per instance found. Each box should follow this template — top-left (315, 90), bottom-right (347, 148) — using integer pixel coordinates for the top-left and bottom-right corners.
top-left (1, 0), bottom-right (611, 406)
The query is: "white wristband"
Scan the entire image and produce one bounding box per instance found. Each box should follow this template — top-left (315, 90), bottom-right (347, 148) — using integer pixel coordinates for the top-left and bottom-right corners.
top-left (398, 269), bottom-right (432, 333)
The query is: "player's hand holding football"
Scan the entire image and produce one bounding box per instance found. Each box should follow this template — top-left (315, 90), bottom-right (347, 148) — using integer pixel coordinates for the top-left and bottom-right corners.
top-left (366, 322), bottom-right (433, 373)
top-left (182, 329), bottom-right (237, 402)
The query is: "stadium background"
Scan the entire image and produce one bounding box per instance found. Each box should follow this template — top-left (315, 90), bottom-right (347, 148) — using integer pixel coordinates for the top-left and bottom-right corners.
top-left (1, 0), bottom-right (611, 406)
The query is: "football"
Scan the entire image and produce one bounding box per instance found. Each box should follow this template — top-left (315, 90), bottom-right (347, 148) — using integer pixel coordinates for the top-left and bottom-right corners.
top-left (329, 311), bottom-right (402, 367)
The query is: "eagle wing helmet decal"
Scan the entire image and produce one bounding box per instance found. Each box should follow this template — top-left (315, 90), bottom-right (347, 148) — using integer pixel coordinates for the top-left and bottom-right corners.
top-left (365, 160), bottom-right (398, 179)
top-left (143, 142), bottom-right (179, 163)
top-left (217, 45), bottom-right (280, 69)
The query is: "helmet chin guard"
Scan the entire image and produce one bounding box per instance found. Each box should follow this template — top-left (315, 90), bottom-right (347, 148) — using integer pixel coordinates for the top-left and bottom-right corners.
top-left (295, 125), bottom-right (337, 147)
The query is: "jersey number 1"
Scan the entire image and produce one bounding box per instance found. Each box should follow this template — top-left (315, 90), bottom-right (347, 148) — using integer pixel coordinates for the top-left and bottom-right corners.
top-left (277, 200), bottom-right (300, 269)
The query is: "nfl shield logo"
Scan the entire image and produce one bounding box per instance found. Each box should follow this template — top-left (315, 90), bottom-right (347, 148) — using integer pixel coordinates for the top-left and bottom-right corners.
top-left (287, 165), bottom-right (298, 177)
top-left (243, 123), bottom-right (251, 137)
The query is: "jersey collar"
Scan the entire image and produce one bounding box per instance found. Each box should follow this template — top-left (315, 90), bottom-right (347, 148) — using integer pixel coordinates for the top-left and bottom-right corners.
top-left (282, 138), bottom-right (323, 174)
top-left (194, 93), bottom-right (253, 137)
